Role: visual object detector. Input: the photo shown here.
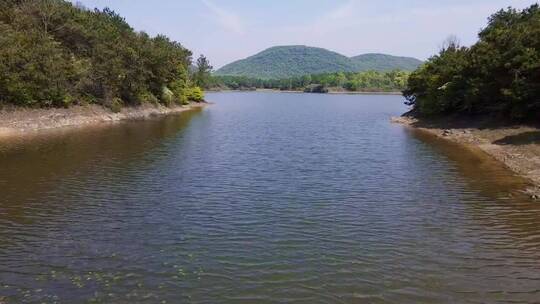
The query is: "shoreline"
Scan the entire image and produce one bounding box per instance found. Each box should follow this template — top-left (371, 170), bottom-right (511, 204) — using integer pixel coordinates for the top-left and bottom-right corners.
top-left (207, 89), bottom-right (402, 95)
top-left (392, 116), bottom-right (540, 199)
top-left (0, 102), bottom-right (208, 139)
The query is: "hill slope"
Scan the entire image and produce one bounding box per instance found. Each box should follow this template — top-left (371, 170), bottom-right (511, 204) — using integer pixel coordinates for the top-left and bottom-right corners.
top-left (215, 46), bottom-right (422, 79)
top-left (351, 53), bottom-right (423, 72)
top-left (216, 46), bottom-right (357, 79)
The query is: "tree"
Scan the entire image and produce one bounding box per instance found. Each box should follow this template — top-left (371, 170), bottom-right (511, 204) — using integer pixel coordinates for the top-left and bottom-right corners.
top-left (335, 72), bottom-right (347, 87)
top-left (210, 70), bottom-right (410, 93)
top-left (194, 54), bottom-right (213, 88)
top-left (0, 0), bottom-right (197, 108)
top-left (403, 4), bottom-right (540, 121)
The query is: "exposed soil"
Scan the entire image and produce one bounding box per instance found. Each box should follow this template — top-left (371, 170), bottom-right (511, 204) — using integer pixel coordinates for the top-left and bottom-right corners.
top-left (0, 102), bottom-right (207, 138)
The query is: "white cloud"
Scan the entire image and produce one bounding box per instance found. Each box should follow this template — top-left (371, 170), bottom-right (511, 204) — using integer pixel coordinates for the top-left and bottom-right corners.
top-left (201, 0), bottom-right (245, 35)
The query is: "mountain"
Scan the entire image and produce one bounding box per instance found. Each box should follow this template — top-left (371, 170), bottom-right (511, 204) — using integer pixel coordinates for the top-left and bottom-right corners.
top-left (215, 45), bottom-right (423, 79)
top-left (215, 46), bottom-right (357, 79)
top-left (350, 53), bottom-right (423, 72)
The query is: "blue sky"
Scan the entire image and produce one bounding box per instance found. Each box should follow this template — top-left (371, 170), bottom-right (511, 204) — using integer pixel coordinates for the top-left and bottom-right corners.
top-left (73, 0), bottom-right (538, 68)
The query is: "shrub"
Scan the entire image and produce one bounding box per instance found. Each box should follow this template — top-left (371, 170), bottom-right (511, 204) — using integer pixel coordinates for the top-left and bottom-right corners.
top-left (187, 87), bottom-right (205, 102)
top-left (304, 84), bottom-right (328, 93)
top-left (107, 98), bottom-right (123, 113)
top-left (161, 86), bottom-right (174, 105)
top-left (169, 79), bottom-right (189, 105)
top-left (137, 91), bottom-right (159, 104)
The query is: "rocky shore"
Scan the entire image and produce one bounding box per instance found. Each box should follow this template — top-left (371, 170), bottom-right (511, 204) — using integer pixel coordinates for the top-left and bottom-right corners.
top-left (392, 116), bottom-right (540, 200)
top-left (0, 102), bottom-right (207, 139)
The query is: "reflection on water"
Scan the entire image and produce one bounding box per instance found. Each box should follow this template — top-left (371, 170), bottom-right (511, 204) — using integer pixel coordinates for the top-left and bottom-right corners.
top-left (0, 108), bottom-right (203, 224)
top-left (0, 93), bottom-right (539, 303)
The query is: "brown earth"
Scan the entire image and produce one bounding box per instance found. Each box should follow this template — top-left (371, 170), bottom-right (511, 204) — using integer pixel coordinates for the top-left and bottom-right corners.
top-left (0, 102), bottom-right (207, 139)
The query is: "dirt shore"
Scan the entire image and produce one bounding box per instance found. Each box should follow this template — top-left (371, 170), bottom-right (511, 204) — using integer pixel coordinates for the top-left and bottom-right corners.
top-left (0, 102), bottom-right (207, 139)
top-left (392, 115), bottom-right (540, 199)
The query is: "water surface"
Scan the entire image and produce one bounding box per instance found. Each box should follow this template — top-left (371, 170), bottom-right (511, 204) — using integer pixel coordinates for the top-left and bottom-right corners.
top-left (1, 92), bottom-right (539, 303)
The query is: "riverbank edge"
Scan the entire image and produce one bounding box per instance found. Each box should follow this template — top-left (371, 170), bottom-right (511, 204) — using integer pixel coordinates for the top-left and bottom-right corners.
top-left (392, 116), bottom-right (540, 199)
top-left (207, 88), bottom-right (402, 95)
top-left (0, 102), bottom-right (208, 139)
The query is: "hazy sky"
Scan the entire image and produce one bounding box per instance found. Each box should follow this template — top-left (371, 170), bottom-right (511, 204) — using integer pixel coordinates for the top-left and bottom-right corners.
top-left (73, 0), bottom-right (537, 68)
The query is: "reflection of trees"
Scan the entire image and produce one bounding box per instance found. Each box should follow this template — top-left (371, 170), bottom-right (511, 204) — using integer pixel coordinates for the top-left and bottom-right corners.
top-left (0, 108), bottom-right (203, 223)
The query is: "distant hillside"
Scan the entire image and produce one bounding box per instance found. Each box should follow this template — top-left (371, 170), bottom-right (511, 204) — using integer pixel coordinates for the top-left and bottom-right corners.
top-left (215, 46), bottom-right (357, 79)
top-left (351, 53), bottom-right (423, 72)
top-left (215, 45), bottom-right (423, 79)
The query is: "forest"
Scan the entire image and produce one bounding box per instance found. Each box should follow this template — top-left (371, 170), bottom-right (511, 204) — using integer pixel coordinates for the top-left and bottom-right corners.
top-left (210, 70), bottom-right (410, 93)
top-left (0, 0), bottom-right (208, 109)
top-left (403, 4), bottom-right (540, 121)
top-left (214, 45), bottom-right (422, 79)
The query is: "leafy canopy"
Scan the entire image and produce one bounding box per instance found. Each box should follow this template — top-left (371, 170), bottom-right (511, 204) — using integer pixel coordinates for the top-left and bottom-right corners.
top-left (0, 0), bottom-right (205, 108)
top-left (403, 4), bottom-right (540, 121)
top-left (210, 70), bottom-right (410, 92)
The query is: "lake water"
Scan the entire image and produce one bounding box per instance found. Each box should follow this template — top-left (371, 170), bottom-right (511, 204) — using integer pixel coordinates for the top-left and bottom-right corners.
top-left (1, 92), bottom-right (539, 303)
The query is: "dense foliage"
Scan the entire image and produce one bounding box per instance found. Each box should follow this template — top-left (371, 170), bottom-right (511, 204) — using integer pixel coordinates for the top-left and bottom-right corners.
top-left (193, 55), bottom-right (213, 89)
top-left (210, 70), bottom-right (410, 92)
top-left (0, 0), bottom-right (204, 108)
top-left (403, 4), bottom-right (540, 121)
top-left (215, 45), bottom-right (422, 79)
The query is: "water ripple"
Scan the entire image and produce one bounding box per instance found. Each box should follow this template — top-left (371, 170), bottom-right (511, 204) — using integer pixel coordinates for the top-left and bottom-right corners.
top-left (0, 93), bottom-right (539, 303)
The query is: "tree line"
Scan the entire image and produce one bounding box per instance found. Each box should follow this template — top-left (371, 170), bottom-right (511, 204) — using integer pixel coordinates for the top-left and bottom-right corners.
top-left (209, 70), bottom-right (410, 92)
top-left (0, 0), bottom-right (210, 109)
top-left (403, 4), bottom-right (540, 121)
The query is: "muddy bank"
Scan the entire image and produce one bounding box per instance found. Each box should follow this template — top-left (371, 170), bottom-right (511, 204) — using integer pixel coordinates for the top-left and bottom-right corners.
top-left (392, 116), bottom-right (540, 199)
top-left (0, 102), bottom-right (207, 139)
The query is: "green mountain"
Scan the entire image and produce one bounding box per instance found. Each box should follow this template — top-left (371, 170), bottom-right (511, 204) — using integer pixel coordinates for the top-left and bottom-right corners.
top-left (215, 45), bottom-right (423, 79)
top-left (351, 53), bottom-right (423, 72)
top-left (215, 46), bottom-right (356, 79)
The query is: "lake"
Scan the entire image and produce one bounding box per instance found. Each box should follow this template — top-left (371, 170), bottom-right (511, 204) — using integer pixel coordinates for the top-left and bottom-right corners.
top-left (1, 92), bottom-right (539, 303)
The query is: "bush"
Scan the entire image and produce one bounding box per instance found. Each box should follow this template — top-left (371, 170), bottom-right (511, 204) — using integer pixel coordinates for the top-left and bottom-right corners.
top-left (169, 79), bottom-right (189, 105)
top-left (304, 84), bottom-right (328, 93)
top-left (161, 86), bottom-right (174, 105)
top-left (187, 87), bottom-right (205, 102)
top-left (107, 98), bottom-right (123, 113)
top-left (137, 91), bottom-right (159, 104)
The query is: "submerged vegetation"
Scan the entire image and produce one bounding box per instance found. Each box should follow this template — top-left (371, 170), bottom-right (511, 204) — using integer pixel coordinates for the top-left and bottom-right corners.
top-left (210, 70), bottom-right (410, 93)
top-left (0, 0), bottom-right (206, 109)
top-left (403, 4), bottom-right (540, 121)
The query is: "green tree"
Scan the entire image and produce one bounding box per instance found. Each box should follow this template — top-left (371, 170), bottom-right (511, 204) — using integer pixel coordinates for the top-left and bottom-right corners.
top-left (403, 4), bottom-right (540, 121)
top-left (0, 0), bottom-right (198, 109)
top-left (194, 54), bottom-right (213, 88)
